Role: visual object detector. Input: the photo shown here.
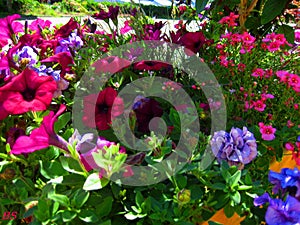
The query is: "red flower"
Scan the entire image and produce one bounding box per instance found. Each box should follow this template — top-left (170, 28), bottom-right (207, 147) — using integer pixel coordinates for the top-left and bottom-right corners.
top-left (54, 18), bottom-right (79, 38)
top-left (11, 105), bottom-right (69, 154)
top-left (41, 52), bottom-right (74, 76)
top-left (0, 68), bottom-right (57, 117)
top-left (134, 61), bottom-right (169, 71)
top-left (180, 31), bottom-right (209, 54)
top-left (93, 56), bottom-right (131, 74)
top-left (82, 87), bottom-right (124, 130)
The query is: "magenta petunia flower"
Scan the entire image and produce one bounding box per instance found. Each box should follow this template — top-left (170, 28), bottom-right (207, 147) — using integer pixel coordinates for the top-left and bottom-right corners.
top-left (180, 31), bottom-right (208, 54)
top-left (93, 56), bottom-right (131, 74)
top-left (82, 87), bottom-right (124, 130)
top-left (259, 122), bottom-right (276, 141)
top-left (0, 14), bottom-right (24, 47)
top-left (10, 105), bottom-right (69, 154)
top-left (41, 52), bottom-right (74, 76)
top-left (0, 68), bottom-right (57, 116)
top-left (54, 17), bottom-right (79, 38)
top-left (29, 18), bottom-right (52, 34)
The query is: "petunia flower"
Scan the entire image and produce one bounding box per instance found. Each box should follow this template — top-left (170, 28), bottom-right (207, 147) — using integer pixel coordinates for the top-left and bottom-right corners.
top-left (28, 18), bottom-right (52, 34)
top-left (258, 122), bottom-right (276, 141)
top-left (134, 61), bottom-right (169, 71)
top-left (210, 127), bottom-right (257, 168)
top-left (269, 168), bottom-right (300, 199)
top-left (10, 105), bottom-right (69, 154)
top-left (131, 97), bottom-right (163, 133)
top-left (93, 56), bottom-right (131, 74)
top-left (0, 14), bottom-right (24, 47)
top-left (82, 87), bottom-right (124, 130)
top-left (54, 17), bottom-right (79, 38)
top-left (41, 52), bottom-right (74, 76)
top-left (13, 46), bottom-right (38, 68)
top-left (179, 31), bottom-right (208, 54)
top-left (0, 68), bottom-right (57, 116)
top-left (92, 6), bottom-right (120, 21)
top-left (254, 193), bottom-right (300, 225)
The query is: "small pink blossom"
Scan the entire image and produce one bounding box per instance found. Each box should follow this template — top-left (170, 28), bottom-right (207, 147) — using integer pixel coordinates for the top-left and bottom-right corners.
top-left (259, 122), bottom-right (276, 141)
top-left (252, 100), bottom-right (266, 112)
top-left (252, 68), bottom-right (265, 78)
top-left (285, 142), bottom-right (295, 151)
top-left (267, 41), bottom-right (280, 52)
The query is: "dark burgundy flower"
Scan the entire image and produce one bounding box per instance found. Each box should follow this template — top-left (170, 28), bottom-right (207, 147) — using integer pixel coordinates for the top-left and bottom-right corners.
top-left (0, 68), bottom-right (57, 115)
top-left (132, 97), bottom-right (163, 133)
top-left (180, 31), bottom-right (208, 54)
top-left (10, 105), bottom-right (69, 154)
top-left (82, 87), bottom-right (124, 130)
top-left (54, 18), bottom-right (79, 38)
top-left (6, 127), bottom-right (25, 148)
top-left (0, 14), bottom-right (24, 47)
top-left (93, 6), bottom-right (120, 21)
top-left (41, 52), bottom-right (74, 76)
top-left (93, 56), bottom-right (131, 74)
top-left (134, 61), bottom-right (169, 71)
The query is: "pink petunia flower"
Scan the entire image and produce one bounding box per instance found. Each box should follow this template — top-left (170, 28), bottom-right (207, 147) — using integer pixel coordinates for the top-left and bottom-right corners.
top-left (258, 122), bottom-right (276, 141)
top-left (10, 105), bottom-right (69, 154)
top-left (0, 68), bottom-right (57, 116)
top-left (0, 14), bottom-right (24, 47)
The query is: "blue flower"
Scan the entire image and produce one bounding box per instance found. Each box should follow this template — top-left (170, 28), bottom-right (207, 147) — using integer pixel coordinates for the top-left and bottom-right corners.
top-left (210, 127), bottom-right (257, 167)
top-left (269, 168), bottom-right (300, 198)
top-left (254, 193), bottom-right (300, 225)
top-left (55, 30), bottom-right (83, 54)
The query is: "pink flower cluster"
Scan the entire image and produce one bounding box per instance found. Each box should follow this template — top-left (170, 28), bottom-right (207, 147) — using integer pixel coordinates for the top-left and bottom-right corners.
top-left (262, 33), bottom-right (289, 52)
top-left (276, 71), bottom-right (300, 93)
top-left (218, 12), bottom-right (239, 27)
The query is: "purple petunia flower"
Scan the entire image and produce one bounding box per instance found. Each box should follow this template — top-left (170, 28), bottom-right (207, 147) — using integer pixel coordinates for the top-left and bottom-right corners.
top-left (13, 46), bottom-right (38, 68)
top-left (55, 30), bottom-right (83, 54)
top-left (269, 168), bottom-right (300, 199)
top-left (210, 127), bottom-right (257, 167)
top-left (254, 193), bottom-right (300, 225)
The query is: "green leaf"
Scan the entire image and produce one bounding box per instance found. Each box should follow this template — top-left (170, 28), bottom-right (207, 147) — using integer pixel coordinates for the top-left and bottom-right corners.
top-left (196, 0), bottom-right (209, 14)
top-left (34, 199), bottom-right (51, 222)
top-left (231, 191), bottom-right (241, 204)
top-left (277, 25), bottom-right (295, 44)
top-left (223, 203), bottom-right (235, 218)
top-left (135, 191), bottom-right (144, 208)
top-left (71, 189), bottom-right (90, 208)
top-left (238, 185), bottom-right (252, 191)
top-left (261, 0), bottom-right (289, 24)
top-left (228, 170), bottom-right (241, 188)
top-left (95, 196), bottom-right (113, 218)
top-left (211, 183), bottom-right (227, 190)
top-left (39, 160), bottom-right (69, 179)
top-left (79, 210), bottom-right (99, 223)
top-left (83, 173), bottom-right (109, 191)
top-left (48, 193), bottom-right (70, 207)
top-left (59, 156), bottom-right (84, 174)
top-left (62, 211), bottom-right (77, 222)
top-left (54, 112), bottom-right (71, 133)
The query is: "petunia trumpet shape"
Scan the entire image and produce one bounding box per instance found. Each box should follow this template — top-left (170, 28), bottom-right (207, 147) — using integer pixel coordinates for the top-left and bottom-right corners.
top-left (11, 105), bottom-right (69, 154)
top-left (254, 193), bottom-right (300, 225)
top-left (0, 68), bottom-right (57, 117)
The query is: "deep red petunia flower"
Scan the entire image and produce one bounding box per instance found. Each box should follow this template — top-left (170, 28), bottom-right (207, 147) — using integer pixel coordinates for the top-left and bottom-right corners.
top-left (133, 61), bottom-right (169, 71)
top-left (0, 68), bottom-right (57, 116)
top-left (82, 87), bottom-right (124, 130)
top-left (180, 31), bottom-right (210, 54)
top-left (10, 105), bottom-right (69, 154)
top-left (41, 52), bottom-right (74, 76)
top-left (93, 56), bottom-right (131, 74)
top-left (54, 17), bottom-right (79, 38)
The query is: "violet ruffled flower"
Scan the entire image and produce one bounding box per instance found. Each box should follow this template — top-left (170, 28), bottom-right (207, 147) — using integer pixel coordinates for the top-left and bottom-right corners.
top-left (13, 46), bottom-right (38, 68)
top-left (254, 193), bottom-right (300, 225)
top-left (269, 168), bottom-right (300, 199)
top-left (210, 127), bottom-right (257, 167)
top-left (55, 30), bottom-right (83, 54)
